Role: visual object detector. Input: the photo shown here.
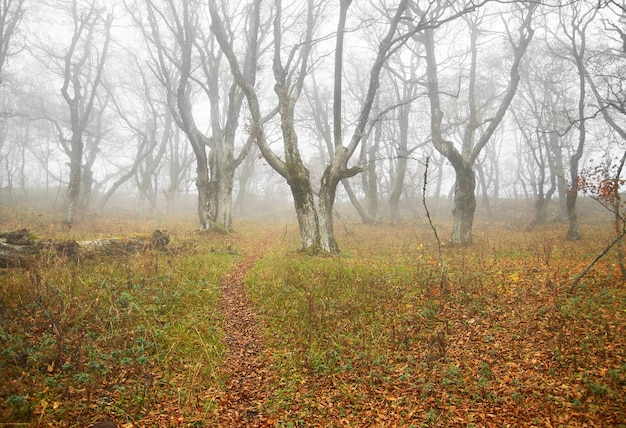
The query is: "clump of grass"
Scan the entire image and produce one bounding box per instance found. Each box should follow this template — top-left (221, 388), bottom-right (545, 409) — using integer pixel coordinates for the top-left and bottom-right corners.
top-left (247, 252), bottom-right (428, 369)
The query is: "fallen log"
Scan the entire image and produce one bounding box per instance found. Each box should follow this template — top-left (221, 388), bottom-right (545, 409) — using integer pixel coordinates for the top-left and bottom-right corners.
top-left (0, 228), bottom-right (41, 268)
top-left (0, 228), bottom-right (170, 268)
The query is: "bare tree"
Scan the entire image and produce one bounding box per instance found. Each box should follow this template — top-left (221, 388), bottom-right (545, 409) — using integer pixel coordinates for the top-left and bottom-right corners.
top-left (212, 0), bottom-right (421, 252)
top-left (303, 70), bottom-right (372, 224)
top-left (421, 3), bottom-right (536, 245)
top-left (513, 43), bottom-right (574, 230)
top-left (97, 67), bottom-right (172, 215)
top-left (164, 125), bottom-right (194, 214)
top-left (51, 0), bottom-right (113, 223)
top-left (0, 0), bottom-right (26, 200)
top-left (384, 46), bottom-right (425, 224)
top-left (0, 0), bottom-right (25, 84)
top-left (577, 1), bottom-right (626, 275)
top-left (134, 0), bottom-right (262, 231)
top-left (554, 3), bottom-right (598, 240)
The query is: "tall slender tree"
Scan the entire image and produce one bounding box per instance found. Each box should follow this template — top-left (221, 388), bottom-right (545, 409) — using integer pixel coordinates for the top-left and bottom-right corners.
top-left (57, 0), bottom-right (112, 223)
top-left (555, 3), bottom-right (598, 240)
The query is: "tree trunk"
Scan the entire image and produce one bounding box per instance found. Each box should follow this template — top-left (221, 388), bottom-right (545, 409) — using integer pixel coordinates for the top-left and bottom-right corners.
top-left (63, 137), bottom-right (82, 224)
top-left (527, 158), bottom-right (556, 231)
top-left (234, 147), bottom-right (256, 216)
top-left (59, 8), bottom-right (112, 224)
top-left (566, 189), bottom-right (580, 240)
top-left (196, 158), bottom-right (215, 230)
top-left (79, 168), bottom-right (93, 210)
top-left (422, 6), bottom-right (534, 246)
top-left (475, 161), bottom-right (491, 219)
top-left (318, 168), bottom-right (341, 253)
top-left (363, 123), bottom-right (381, 223)
top-left (549, 130), bottom-right (568, 222)
top-left (389, 89), bottom-right (410, 225)
top-left (434, 156), bottom-right (443, 211)
top-left (451, 163), bottom-right (476, 245)
top-left (342, 179), bottom-right (371, 224)
top-left (532, 196), bottom-right (549, 228)
top-left (563, 6), bottom-right (593, 240)
top-left (289, 171), bottom-right (320, 251)
top-left (318, 195), bottom-right (338, 253)
top-left (216, 162), bottom-right (235, 232)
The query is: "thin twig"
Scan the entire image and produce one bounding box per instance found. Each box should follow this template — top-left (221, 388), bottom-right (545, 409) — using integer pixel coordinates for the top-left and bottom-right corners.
top-left (570, 227), bottom-right (626, 294)
top-left (422, 157), bottom-right (447, 294)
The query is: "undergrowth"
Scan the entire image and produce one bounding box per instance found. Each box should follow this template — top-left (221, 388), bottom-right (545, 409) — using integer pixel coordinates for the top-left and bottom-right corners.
top-left (246, 223), bottom-right (626, 426)
top-left (0, 226), bottom-right (235, 426)
top-left (0, 216), bottom-right (624, 427)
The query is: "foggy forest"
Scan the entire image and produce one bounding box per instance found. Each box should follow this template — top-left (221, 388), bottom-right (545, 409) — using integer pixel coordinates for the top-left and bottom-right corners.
top-left (1, 0), bottom-right (625, 426)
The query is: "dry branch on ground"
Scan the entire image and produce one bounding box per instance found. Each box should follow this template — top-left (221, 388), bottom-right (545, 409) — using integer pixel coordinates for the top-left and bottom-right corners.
top-left (0, 228), bottom-right (170, 267)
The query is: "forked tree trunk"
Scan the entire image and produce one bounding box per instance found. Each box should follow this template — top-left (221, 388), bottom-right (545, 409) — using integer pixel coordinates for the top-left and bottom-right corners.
top-left (60, 9), bottom-right (112, 224)
top-left (423, 5), bottom-right (534, 245)
top-left (563, 5), bottom-right (594, 241)
top-left (211, 0), bottom-right (407, 253)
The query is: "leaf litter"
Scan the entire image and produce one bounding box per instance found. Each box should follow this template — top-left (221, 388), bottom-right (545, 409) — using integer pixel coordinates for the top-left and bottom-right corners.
top-left (0, 219), bottom-right (624, 426)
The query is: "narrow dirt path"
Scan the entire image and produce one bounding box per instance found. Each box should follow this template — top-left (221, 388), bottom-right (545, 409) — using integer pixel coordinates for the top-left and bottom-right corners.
top-left (217, 254), bottom-right (276, 426)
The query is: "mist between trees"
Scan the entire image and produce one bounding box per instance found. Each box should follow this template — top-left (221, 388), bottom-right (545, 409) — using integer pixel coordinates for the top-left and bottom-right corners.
top-left (0, 0), bottom-right (624, 252)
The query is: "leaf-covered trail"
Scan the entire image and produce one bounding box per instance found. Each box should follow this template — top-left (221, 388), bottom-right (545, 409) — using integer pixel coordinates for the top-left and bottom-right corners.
top-left (217, 254), bottom-right (275, 426)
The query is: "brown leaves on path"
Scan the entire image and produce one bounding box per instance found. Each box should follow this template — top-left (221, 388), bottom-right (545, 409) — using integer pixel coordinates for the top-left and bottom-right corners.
top-left (217, 254), bottom-right (276, 426)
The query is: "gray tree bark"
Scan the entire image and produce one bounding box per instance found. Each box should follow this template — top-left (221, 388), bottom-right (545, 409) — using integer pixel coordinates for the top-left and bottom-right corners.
top-left (422, 5), bottom-right (535, 244)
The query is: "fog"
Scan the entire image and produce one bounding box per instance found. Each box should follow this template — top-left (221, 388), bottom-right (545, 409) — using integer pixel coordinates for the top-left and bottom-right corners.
top-left (0, 0), bottom-right (623, 249)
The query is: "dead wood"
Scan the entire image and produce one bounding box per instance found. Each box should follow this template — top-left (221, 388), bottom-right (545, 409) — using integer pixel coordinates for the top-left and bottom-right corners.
top-left (0, 228), bottom-right (170, 267)
top-left (0, 228), bottom-right (40, 268)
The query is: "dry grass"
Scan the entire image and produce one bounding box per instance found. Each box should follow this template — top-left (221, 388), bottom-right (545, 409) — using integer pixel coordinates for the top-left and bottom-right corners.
top-left (0, 209), bottom-right (624, 427)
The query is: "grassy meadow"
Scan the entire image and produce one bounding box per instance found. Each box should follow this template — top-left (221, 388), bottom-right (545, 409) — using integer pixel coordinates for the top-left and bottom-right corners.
top-left (0, 207), bottom-right (625, 426)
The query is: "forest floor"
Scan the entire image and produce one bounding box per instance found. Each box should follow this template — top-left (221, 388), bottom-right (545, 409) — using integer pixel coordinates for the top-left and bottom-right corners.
top-left (0, 209), bottom-right (625, 427)
top-left (217, 245), bottom-right (276, 426)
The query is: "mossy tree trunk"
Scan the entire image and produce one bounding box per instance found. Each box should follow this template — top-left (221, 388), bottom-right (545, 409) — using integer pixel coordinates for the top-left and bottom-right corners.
top-left (451, 162), bottom-right (477, 245)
